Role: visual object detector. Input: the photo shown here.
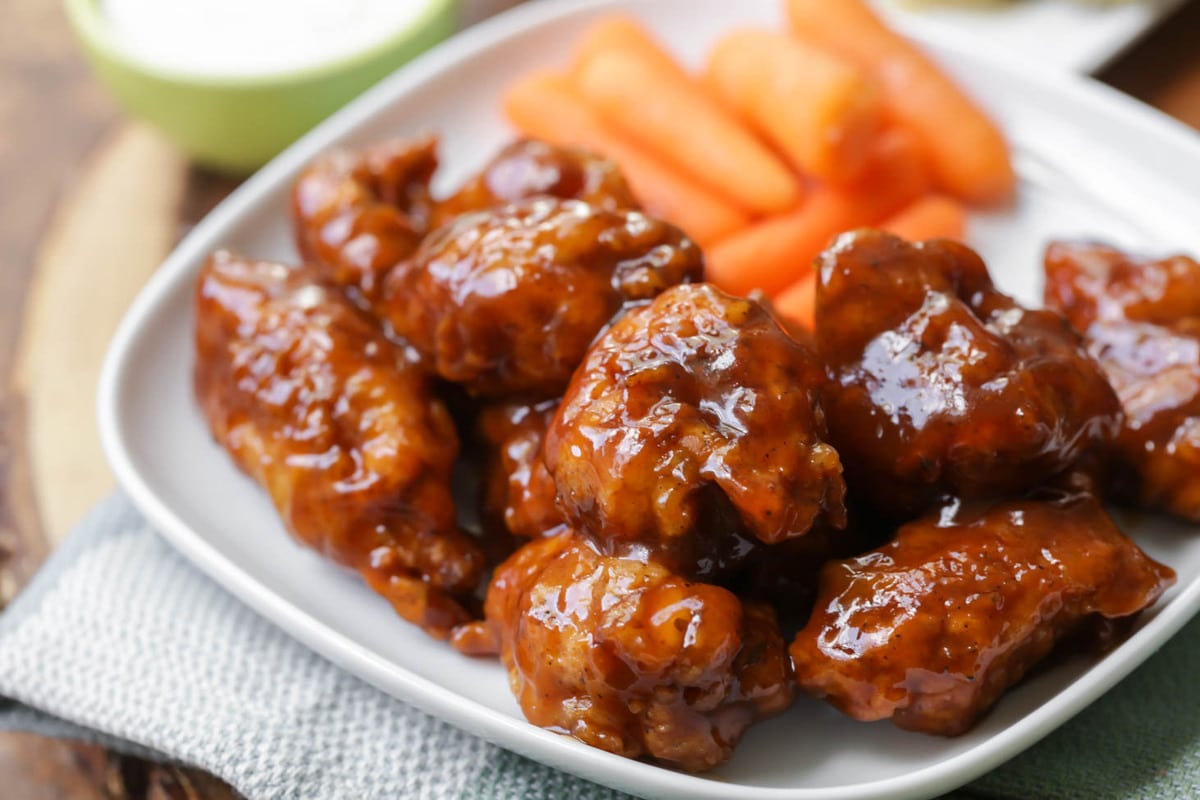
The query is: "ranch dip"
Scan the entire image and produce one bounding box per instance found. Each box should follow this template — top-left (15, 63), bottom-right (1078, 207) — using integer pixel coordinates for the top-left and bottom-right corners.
top-left (101, 0), bottom-right (436, 77)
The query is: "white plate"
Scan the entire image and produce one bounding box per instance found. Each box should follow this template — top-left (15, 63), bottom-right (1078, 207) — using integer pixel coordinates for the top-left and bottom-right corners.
top-left (877, 0), bottom-right (1187, 74)
top-left (98, 2), bottom-right (1200, 798)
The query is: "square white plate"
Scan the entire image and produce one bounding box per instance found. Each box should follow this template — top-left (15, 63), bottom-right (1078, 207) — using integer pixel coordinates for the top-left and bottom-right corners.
top-left (98, 2), bottom-right (1200, 798)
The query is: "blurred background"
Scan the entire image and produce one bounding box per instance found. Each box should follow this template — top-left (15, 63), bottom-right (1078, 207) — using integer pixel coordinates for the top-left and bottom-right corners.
top-left (0, 0), bottom-right (1197, 797)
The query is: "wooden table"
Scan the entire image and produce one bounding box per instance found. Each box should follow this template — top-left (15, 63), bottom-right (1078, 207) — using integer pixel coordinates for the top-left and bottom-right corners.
top-left (1, 1), bottom-right (1198, 796)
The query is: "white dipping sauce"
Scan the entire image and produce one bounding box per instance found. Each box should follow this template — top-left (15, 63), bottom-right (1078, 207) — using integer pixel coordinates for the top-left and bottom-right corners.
top-left (102, 0), bottom-right (436, 77)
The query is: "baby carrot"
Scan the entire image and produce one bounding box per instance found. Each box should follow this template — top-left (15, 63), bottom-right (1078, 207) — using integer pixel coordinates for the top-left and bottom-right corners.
top-left (786, 0), bottom-right (1015, 206)
top-left (502, 72), bottom-right (750, 246)
top-left (705, 29), bottom-right (883, 185)
top-left (879, 194), bottom-right (967, 242)
top-left (575, 48), bottom-right (804, 215)
top-left (570, 16), bottom-right (690, 84)
top-left (706, 128), bottom-right (930, 297)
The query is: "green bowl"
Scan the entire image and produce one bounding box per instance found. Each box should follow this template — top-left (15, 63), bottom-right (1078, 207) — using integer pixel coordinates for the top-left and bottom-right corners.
top-left (64, 0), bottom-right (458, 174)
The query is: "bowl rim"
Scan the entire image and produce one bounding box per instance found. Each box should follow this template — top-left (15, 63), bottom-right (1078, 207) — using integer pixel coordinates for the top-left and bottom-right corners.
top-left (63, 0), bottom-right (459, 88)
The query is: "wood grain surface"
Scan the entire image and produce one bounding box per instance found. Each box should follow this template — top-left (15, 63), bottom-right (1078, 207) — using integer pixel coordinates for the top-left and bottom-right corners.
top-left (0, 0), bottom-right (1198, 797)
top-left (19, 125), bottom-right (184, 542)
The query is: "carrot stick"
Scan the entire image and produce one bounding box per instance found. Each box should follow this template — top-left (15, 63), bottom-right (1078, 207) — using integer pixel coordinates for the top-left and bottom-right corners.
top-left (706, 128), bottom-right (929, 297)
top-left (570, 17), bottom-right (690, 84)
top-left (772, 273), bottom-right (818, 332)
top-left (502, 72), bottom-right (750, 247)
top-left (786, 0), bottom-right (1015, 206)
top-left (705, 29), bottom-right (882, 185)
top-left (879, 194), bottom-right (967, 241)
top-left (575, 49), bottom-right (804, 215)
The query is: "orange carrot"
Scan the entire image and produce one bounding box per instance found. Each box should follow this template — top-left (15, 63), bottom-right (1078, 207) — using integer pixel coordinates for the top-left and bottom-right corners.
top-left (879, 194), bottom-right (967, 241)
top-left (705, 29), bottom-right (882, 185)
top-left (570, 17), bottom-right (690, 84)
top-left (502, 72), bottom-right (750, 246)
top-left (705, 128), bottom-right (929, 297)
top-left (575, 49), bottom-right (804, 215)
top-left (772, 272), bottom-right (818, 332)
top-left (786, 0), bottom-right (1015, 205)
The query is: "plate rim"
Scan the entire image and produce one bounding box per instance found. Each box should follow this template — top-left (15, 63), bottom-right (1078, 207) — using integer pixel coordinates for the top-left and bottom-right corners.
top-left (873, 0), bottom-right (1190, 75)
top-left (96, 1), bottom-right (1200, 798)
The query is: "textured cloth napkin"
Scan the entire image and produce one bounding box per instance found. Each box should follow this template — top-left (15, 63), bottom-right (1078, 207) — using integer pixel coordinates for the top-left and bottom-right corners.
top-left (1, 495), bottom-right (1199, 800)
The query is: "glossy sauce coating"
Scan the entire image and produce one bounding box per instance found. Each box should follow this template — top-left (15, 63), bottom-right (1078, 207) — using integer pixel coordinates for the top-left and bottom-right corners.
top-left (485, 530), bottom-right (793, 772)
top-left (431, 138), bottom-right (638, 228)
top-left (1044, 241), bottom-right (1200, 329)
top-left (477, 398), bottom-right (565, 539)
top-left (194, 251), bottom-right (483, 637)
top-left (790, 493), bottom-right (1174, 735)
top-left (383, 197), bottom-right (703, 398)
top-left (733, 511), bottom-right (889, 633)
top-left (546, 283), bottom-right (846, 579)
top-left (291, 136), bottom-right (437, 301)
top-left (1045, 241), bottom-right (1200, 520)
top-left (816, 230), bottom-right (1121, 517)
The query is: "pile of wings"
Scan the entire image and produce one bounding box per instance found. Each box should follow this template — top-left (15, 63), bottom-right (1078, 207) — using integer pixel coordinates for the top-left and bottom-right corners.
top-left (194, 137), bottom-right (1197, 772)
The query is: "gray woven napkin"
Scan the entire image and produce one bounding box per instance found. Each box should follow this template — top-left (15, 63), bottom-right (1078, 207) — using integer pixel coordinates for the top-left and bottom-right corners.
top-left (1, 495), bottom-right (1198, 800)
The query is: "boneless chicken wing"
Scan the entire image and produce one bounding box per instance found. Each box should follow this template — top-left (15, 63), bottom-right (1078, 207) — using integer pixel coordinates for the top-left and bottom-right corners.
top-left (477, 399), bottom-right (565, 540)
top-left (1044, 241), bottom-right (1200, 329)
top-left (383, 197), bottom-right (703, 397)
top-left (194, 251), bottom-right (483, 637)
top-left (1045, 241), bottom-right (1200, 521)
top-left (546, 283), bottom-right (846, 579)
top-left (291, 136), bottom-right (438, 301)
top-left (816, 230), bottom-right (1121, 517)
top-left (485, 531), bottom-right (793, 772)
top-left (431, 138), bottom-right (638, 228)
top-left (790, 493), bottom-right (1174, 735)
